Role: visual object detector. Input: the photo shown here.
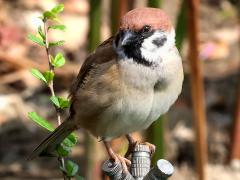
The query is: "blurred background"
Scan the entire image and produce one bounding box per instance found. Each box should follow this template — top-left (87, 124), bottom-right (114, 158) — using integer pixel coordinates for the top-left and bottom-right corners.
top-left (0, 0), bottom-right (239, 179)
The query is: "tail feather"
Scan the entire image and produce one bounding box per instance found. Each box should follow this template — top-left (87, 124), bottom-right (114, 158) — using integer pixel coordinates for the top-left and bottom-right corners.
top-left (28, 120), bottom-right (75, 160)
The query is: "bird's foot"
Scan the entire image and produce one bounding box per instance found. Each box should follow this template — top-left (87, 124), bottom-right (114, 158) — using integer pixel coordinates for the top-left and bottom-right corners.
top-left (125, 140), bottom-right (156, 158)
top-left (108, 151), bottom-right (131, 173)
top-left (116, 154), bottom-right (131, 173)
top-left (103, 140), bottom-right (131, 172)
top-left (140, 141), bottom-right (156, 155)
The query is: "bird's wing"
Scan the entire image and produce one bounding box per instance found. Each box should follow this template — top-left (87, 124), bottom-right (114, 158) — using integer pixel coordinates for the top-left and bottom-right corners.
top-left (68, 36), bottom-right (121, 121)
top-left (69, 36), bottom-right (116, 100)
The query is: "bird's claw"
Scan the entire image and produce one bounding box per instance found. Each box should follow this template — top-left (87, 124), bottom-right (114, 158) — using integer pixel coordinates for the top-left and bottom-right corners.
top-left (140, 142), bottom-right (156, 155)
top-left (125, 141), bottom-right (156, 158)
top-left (116, 154), bottom-right (131, 173)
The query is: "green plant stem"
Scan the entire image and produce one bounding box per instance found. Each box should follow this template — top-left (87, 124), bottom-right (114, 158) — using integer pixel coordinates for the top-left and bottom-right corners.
top-left (110, 0), bottom-right (119, 35)
top-left (43, 20), bottom-right (68, 180)
top-left (88, 0), bottom-right (101, 52)
top-left (175, 0), bottom-right (187, 50)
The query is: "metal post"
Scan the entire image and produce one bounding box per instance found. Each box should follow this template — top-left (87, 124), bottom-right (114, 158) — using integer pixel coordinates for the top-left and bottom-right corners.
top-left (102, 145), bottom-right (174, 180)
top-left (130, 145), bottom-right (151, 179)
top-left (143, 159), bottom-right (174, 180)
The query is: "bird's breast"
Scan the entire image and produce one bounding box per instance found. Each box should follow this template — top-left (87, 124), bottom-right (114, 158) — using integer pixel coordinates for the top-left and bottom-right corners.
top-left (98, 87), bottom-right (154, 140)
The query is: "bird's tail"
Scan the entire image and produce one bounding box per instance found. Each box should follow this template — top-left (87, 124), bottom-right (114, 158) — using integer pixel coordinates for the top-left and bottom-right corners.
top-left (28, 119), bottom-right (76, 160)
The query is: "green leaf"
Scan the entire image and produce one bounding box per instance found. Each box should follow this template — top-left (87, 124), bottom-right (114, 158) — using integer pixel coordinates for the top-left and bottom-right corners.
top-left (27, 34), bottom-right (45, 46)
top-left (56, 144), bottom-right (71, 157)
top-left (50, 96), bottom-right (70, 109)
top-left (38, 26), bottom-right (45, 40)
top-left (63, 133), bottom-right (77, 147)
top-left (28, 112), bottom-right (54, 132)
top-left (49, 40), bottom-right (65, 47)
top-left (50, 96), bottom-right (60, 107)
top-left (51, 4), bottom-right (64, 14)
top-left (65, 160), bottom-right (79, 177)
top-left (43, 71), bottom-right (54, 84)
top-left (52, 17), bottom-right (61, 23)
top-left (63, 138), bottom-right (74, 147)
top-left (48, 24), bottom-right (66, 31)
top-left (43, 11), bottom-right (57, 20)
top-left (51, 53), bottom-right (65, 68)
top-left (68, 133), bottom-right (77, 145)
top-left (30, 68), bottom-right (47, 83)
top-left (59, 97), bottom-right (70, 109)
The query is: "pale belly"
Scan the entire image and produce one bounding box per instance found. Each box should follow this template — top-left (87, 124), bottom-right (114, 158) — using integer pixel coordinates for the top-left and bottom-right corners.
top-left (94, 75), bottom-right (183, 140)
top-left (95, 89), bottom-right (154, 140)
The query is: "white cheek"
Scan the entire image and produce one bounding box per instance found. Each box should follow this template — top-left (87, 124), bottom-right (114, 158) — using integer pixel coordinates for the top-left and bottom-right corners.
top-left (141, 29), bottom-right (176, 63)
top-left (141, 34), bottom-right (159, 52)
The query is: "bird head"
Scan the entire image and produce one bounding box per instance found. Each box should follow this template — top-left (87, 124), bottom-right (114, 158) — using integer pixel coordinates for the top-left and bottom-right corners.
top-left (114, 8), bottom-right (175, 66)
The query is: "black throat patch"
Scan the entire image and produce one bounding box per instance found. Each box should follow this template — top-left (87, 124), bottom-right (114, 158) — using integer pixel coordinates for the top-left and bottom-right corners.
top-left (116, 30), bottom-right (154, 67)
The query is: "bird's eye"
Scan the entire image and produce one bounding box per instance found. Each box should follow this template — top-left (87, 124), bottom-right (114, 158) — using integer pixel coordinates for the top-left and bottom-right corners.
top-left (142, 25), bottom-right (151, 33)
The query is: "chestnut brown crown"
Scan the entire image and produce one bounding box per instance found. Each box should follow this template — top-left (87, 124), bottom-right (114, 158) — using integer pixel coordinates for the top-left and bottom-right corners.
top-left (119, 7), bottom-right (172, 32)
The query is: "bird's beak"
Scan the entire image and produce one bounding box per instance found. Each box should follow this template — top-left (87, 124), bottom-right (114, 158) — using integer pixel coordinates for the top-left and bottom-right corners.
top-left (121, 30), bottom-right (135, 46)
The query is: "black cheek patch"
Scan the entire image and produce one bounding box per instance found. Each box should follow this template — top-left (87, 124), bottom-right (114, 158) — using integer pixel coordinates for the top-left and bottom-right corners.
top-left (152, 36), bottom-right (167, 47)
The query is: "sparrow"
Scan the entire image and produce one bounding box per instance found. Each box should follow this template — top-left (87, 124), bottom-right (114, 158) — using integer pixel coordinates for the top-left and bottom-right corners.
top-left (29, 7), bottom-right (184, 162)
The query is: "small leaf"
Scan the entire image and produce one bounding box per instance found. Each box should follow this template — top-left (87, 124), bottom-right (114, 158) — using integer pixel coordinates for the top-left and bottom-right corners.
top-left (43, 11), bottom-right (56, 20)
top-left (27, 34), bottom-right (45, 46)
top-left (28, 112), bottom-right (54, 132)
top-left (51, 53), bottom-right (65, 68)
top-left (49, 40), bottom-right (65, 47)
top-left (63, 138), bottom-right (74, 147)
top-left (59, 97), bottom-right (70, 109)
top-left (38, 26), bottom-right (45, 39)
top-left (66, 160), bottom-right (79, 177)
top-left (63, 133), bottom-right (77, 147)
top-left (57, 144), bottom-right (71, 157)
top-left (50, 96), bottom-right (60, 108)
top-left (51, 4), bottom-right (64, 14)
top-left (43, 71), bottom-right (54, 84)
top-left (48, 24), bottom-right (66, 31)
top-left (52, 17), bottom-right (61, 23)
top-left (50, 96), bottom-right (70, 109)
top-left (68, 133), bottom-right (77, 145)
top-left (30, 68), bottom-right (47, 83)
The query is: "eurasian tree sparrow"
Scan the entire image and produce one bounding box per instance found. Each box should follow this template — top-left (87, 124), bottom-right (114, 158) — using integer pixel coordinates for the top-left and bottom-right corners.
top-left (29, 7), bottom-right (183, 162)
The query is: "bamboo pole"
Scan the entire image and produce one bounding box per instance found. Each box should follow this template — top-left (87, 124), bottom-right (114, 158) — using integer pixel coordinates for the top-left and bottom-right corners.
top-left (110, 0), bottom-right (120, 35)
top-left (187, 0), bottom-right (207, 180)
top-left (86, 0), bottom-right (102, 179)
top-left (230, 15), bottom-right (240, 162)
top-left (118, 0), bottom-right (128, 21)
top-left (88, 0), bottom-right (101, 52)
top-left (110, 0), bottom-right (133, 35)
top-left (175, 0), bottom-right (187, 50)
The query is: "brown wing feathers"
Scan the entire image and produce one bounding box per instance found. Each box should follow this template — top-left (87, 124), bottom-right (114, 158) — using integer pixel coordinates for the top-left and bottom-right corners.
top-left (69, 36), bottom-right (116, 101)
